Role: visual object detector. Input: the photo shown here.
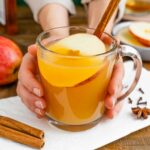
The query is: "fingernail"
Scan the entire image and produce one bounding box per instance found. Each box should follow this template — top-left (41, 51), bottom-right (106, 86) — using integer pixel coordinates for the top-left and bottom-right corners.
top-left (112, 97), bottom-right (116, 108)
top-left (35, 101), bottom-right (45, 109)
top-left (28, 44), bottom-right (36, 50)
top-left (33, 88), bottom-right (41, 97)
top-left (106, 97), bottom-right (116, 109)
top-left (35, 108), bottom-right (43, 115)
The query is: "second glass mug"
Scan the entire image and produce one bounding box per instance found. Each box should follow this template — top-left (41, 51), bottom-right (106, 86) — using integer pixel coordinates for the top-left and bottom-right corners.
top-left (36, 26), bottom-right (142, 131)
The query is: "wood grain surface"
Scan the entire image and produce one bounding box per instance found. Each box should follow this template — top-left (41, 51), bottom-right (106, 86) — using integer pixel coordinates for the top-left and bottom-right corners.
top-left (0, 6), bottom-right (150, 150)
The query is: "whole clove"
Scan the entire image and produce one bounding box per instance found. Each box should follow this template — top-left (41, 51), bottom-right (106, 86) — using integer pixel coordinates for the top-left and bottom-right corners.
top-left (137, 97), bottom-right (143, 105)
top-left (128, 97), bottom-right (133, 104)
top-left (138, 88), bottom-right (144, 94)
top-left (138, 101), bottom-right (147, 106)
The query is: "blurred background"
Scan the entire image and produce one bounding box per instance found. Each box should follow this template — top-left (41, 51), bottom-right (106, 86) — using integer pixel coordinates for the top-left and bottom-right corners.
top-left (0, 0), bottom-right (149, 53)
top-left (0, 0), bottom-right (86, 54)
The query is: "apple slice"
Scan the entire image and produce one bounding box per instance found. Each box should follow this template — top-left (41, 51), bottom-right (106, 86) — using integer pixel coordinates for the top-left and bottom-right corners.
top-left (38, 33), bottom-right (106, 87)
top-left (48, 33), bottom-right (106, 56)
top-left (129, 22), bottom-right (150, 47)
top-left (75, 59), bottom-right (108, 87)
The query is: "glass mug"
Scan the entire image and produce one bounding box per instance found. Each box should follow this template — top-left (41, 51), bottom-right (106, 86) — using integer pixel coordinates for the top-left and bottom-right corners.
top-left (36, 26), bottom-right (142, 131)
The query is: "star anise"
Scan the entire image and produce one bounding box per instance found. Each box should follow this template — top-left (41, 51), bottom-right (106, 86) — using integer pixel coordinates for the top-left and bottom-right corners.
top-left (132, 107), bottom-right (150, 119)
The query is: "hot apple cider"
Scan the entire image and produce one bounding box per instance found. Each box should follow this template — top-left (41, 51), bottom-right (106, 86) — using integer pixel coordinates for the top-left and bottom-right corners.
top-left (37, 33), bottom-right (116, 125)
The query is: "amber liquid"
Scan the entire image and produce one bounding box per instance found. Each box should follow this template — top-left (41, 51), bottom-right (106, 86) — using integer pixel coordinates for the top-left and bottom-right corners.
top-left (38, 56), bottom-right (115, 125)
top-left (37, 33), bottom-right (116, 125)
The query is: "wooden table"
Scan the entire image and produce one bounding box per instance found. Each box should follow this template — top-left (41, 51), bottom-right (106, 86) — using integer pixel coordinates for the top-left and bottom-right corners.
top-left (0, 6), bottom-right (150, 150)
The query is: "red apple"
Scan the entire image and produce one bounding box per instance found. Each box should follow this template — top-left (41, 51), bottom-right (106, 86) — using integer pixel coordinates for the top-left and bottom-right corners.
top-left (0, 36), bottom-right (23, 85)
top-left (129, 22), bottom-right (150, 47)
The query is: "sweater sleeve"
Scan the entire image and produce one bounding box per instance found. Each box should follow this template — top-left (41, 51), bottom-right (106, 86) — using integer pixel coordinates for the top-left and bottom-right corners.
top-left (24, 0), bottom-right (76, 22)
top-left (24, 0), bottom-right (127, 23)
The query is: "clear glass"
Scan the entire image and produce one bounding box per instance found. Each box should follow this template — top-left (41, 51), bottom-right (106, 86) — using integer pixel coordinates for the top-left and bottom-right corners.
top-left (36, 26), bottom-right (142, 131)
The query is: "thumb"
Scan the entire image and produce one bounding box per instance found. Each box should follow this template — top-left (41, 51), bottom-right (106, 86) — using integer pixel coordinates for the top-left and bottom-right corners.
top-left (114, 36), bottom-right (120, 44)
top-left (28, 44), bottom-right (37, 56)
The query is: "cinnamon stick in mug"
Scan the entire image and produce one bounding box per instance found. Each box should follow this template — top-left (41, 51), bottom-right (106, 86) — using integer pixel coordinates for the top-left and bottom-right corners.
top-left (0, 124), bottom-right (44, 149)
top-left (94, 0), bottom-right (120, 38)
top-left (0, 116), bottom-right (44, 139)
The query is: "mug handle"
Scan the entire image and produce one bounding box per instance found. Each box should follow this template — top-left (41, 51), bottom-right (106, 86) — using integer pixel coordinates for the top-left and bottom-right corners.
top-left (118, 45), bottom-right (142, 101)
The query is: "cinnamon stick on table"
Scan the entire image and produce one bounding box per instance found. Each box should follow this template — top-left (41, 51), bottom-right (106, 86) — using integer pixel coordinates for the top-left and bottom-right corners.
top-left (0, 124), bottom-right (44, 149)
top-left (0, 115), bottom-right (45, 148)
top-left (0, 115), bottom-right (44, 139)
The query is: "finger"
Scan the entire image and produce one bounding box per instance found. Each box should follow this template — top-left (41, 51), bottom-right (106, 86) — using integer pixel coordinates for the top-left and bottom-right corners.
top-left (105, 100), bottom-right (124, 119)
top-left (100, 35), bottom-right (120, 46)
top-left (18, 53), bottom-right (44, 97)
top-left (28, 44), bottom-right (37, 56)
top-left (100, 34), bottom-right (112, 45)
top-left (17, 82), bottom-right (46, 117)
top-left (117, 83), bottom-right (123, 98)
top-left (107, 58), bottom-right (124, 96)
top-left (105, 81), bottom-right (123, 110)
top-left (17, 81), bottom-right (46, 110)
top-left (36, 112), bottom-right (45, 119)
top-left (35, 109), bottom-right (46, 118)
top-left (105, 94), bottom-right (116, 110)
top-left (114, 36), bottom-right (120, 44)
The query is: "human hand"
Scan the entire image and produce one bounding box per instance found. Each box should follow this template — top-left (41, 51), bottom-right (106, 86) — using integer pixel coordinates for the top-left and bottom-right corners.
top-left (17, 42), bottom-right (124, 119)
top-left (17, 45), bottom-right (46, 118)
top-left (104, 56), bottom-right (124, 118)
top-left (16, 34), bottom-right (67, 118)
top-left (101, 34), bottom-right (125, 118)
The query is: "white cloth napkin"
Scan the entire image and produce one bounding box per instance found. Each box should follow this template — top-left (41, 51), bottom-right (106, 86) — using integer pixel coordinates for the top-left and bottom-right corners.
top-left (0, 63), bottom-right (150, 150)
